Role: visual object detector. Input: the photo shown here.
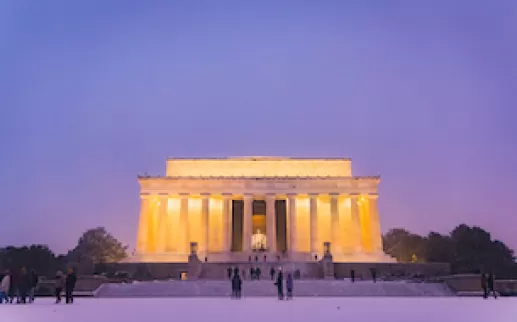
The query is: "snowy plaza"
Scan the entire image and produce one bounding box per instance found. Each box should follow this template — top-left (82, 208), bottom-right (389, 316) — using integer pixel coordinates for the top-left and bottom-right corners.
top-left (1, 297), bottom-right (516, 322)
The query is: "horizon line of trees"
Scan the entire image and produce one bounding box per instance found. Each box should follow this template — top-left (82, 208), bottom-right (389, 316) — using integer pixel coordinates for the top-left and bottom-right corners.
top-left (1, 224), bottom-right (516, 278)
top-left (383, 224), bottom-right (516, 278)
top-left (0, 227), bottom-right (128, 277)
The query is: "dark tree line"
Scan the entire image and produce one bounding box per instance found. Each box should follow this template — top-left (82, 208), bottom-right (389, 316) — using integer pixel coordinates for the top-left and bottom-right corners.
top-left (0, 227), bottom-right (127, 277)
top-left (383, 224), bottom-right (517, 278)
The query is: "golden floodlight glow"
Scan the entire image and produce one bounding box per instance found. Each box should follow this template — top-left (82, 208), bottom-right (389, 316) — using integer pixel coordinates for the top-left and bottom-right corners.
top-left (132, 157), bottom-right (392, 263)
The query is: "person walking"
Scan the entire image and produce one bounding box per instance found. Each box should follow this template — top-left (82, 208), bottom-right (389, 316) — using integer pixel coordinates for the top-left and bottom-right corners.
top-left (256, 267), bottom-right (261, 280)
top-left (9, 268), bottom-right (19, 304)
top-left (487, 272), bottom-right (497, 299)
top-left (227, 267), bottom-right (233, 280)
top-left (65, 268), bottom-right (77, 304)
top-left (28, 269), bottom-right (38, 303)
top-left (274, 268), bottom-right (284, 300)
top-left (370, 268), bottom-right (377, 283)
top-left (54, 271), bottom-right (65, 303)
top-left (0, 270), bottom-right (10, 304)
top-left (286, 273), bottom-right (293, 300)
top-left (231, 271), bottom-right (242, 299)
top-left (270, 267), bottom-right (275, 280)
top-left (481, 273), bottom-right (489, 298)
top-left (18, 268), bottom-right (31, 304)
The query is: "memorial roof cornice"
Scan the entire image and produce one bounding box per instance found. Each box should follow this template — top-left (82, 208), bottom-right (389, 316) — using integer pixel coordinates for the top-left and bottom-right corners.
top-left (166, 156), bottom-right (352, 161)
top-left (137, 175), bottom-right (380, 180)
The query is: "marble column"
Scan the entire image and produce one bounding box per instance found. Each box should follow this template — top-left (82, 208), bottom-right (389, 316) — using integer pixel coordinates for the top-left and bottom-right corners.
top-left (146, 197), bottom-right (159, 253)
top-left (180, 194), bottom-right (190, 254)
top-left (156, 195), bottom-right (169, 252)
top-left (330, 194), bottom-right (339, 254)
top-left (368, 196), bottom-right (383, 253)
top-left (265, 194), bottom-right (276, 252)
top-left (243, 194), bottom-right (253, 253)
top-left (288, 194), bottom-right (297, 254)
top-left (136, 195), bottom-right (150, 254)
top-left (350, 195), bottom-right (362, 253)
top-left (201, 194), bottom-right (210, 255)
top-left (309, 194), bottom-right (318, 254)
top-left (222, 194), bottom-right (231, 252)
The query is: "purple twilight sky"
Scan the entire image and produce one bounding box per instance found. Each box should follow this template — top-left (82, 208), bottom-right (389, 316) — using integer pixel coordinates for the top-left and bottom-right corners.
top-left (1, 1), bottom-right (516, 254)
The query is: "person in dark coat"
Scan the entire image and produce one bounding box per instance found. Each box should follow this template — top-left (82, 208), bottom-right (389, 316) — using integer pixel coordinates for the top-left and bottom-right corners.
top-left (370, 268), bottom-right (377, 283)
top-left (227, 267), bottom-right (233, 280)
top-left (481, 273), bottom-right (489, 298)
top-left (231, 272), bottom-right (242, 299)
top-left (18, 267), bottom-right (31, 304)
top-left (65, 268), bottom-right (77, 304)
top-left (256, 267), bottom-right (261, 280)
top-left (250, 267), bottom-right (255, 280)
top-left (487, 272), bottom-right (497, 298)
top-left (274, 269), bottom-right (284, 300)
top-left (350, 269), bottom-right (356, 283)
top-left (286, 273), bottom-right (293, 300)
top-left (269, 267), bottom-right (275, 280)
top-left (8, 269), bottom-right (19, 304)
top-left (28, 269), bottom-right (38, 303)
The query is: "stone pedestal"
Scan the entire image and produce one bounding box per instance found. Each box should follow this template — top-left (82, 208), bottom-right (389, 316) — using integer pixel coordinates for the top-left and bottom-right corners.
top-left (320, 242), bottom-right (334, 279)
top-left (187, 242), bottom-right (202, 280)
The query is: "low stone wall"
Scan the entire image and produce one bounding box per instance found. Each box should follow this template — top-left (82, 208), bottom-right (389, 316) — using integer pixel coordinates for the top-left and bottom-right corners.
top-left (97, 262), bottom-right (450, 280)
top-left (333, 262), bottom-right (450, 280)
top-left (103, 262), bottom-right (189, 280)
top-left (36, 276), bottom-right (108, 296)
top-left (443, 274), bottom-right (517, 296)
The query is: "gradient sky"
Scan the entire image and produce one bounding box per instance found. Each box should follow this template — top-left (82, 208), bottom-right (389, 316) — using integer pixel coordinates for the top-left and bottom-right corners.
top-left (1, 1), bottom-right (516, 254)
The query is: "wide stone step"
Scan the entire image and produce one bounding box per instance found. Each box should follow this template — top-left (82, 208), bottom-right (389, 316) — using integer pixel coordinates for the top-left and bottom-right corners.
top-left (95, 280), bottom-right (454, 298)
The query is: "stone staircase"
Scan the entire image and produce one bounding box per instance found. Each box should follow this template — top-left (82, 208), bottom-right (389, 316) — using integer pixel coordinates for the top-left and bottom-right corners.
top-left (95, 280), bottom-right (454, 298)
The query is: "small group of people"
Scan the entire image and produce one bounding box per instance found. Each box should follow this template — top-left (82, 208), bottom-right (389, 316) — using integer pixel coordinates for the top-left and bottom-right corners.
top-left (0, 268), bottom-right (39, 304)
top-left (227, 266), bottom-right (294, 300)
top-left (54, 268), bottom-right (77, 304)
top-left (249, 267), bottom-right (262, 280)
top-left (274, 268), bottom-right (294, 300)
top-left (481, 272), bottom-right (497, 299)
top-left (0, 267), bottom-right (77, 305)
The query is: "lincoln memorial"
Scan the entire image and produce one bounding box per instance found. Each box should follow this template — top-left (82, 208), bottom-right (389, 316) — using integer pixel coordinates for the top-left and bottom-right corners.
top-left (133, 157), bottom-right (393, 263)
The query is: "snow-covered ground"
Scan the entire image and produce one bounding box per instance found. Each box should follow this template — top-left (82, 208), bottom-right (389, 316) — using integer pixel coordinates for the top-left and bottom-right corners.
top-left (0, 297), bottom-right (515, 322)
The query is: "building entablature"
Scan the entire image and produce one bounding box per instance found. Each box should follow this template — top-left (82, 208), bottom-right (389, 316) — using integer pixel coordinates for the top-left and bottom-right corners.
top-left (137, 176), bottom-right (380, 196)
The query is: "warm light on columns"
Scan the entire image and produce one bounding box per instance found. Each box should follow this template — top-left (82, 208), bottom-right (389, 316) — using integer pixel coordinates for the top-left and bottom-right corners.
top-left (208, 197), bottom-right (223, 252)
top-left (295, 196), bottom-right (310, 253)
top-left (136, 196), bottom-right (150, 254)
top-left (338, 196), bottom-right (354, 253)
top-left (330, 194), bottom-right (340, 253)
top-left (179, 195), bottom-right (189, 254)
top-left (167, 197), bottom-right (181, 252)
top-left (221, 194), bottom-right (231, 253)
top-left (201, 195), bottom-right (210, 254)
top-left (309, 194), bottom-right (318, 254)
top-left (287, 195), bottom-right (297, 253)
top-left (156, 195), bottom-right (169, 252)
top-left (368, 196), bottom-right (383, 253)
top-left (358, 196), bottom-right (373, 253)
top-left (316, 196), bottom-right (331, 256)
top-left (146, 196), bottom-right (161, 253)
top-left (188, 197), bottom-right (202, 252)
